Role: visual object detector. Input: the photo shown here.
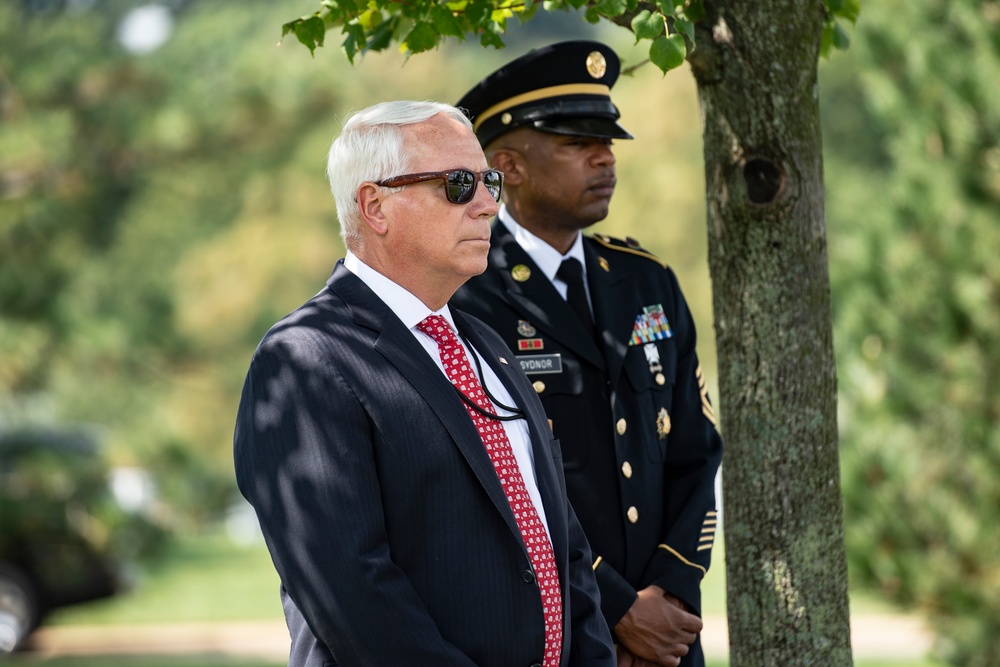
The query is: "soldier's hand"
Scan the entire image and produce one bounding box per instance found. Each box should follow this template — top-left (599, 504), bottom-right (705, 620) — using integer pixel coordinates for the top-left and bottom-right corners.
top-left (614, 585), bottom-right (702, 667)
top-left (616, 644), bottom-right (636, 667)
top-left (616, 645), bottom-right (661, 667)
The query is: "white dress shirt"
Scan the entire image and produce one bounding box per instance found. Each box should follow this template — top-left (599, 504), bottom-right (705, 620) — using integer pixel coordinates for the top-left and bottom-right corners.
top-left (343, 252), bottom-right (551, 536)
top-left (498, 205), bottom-right (593, 308)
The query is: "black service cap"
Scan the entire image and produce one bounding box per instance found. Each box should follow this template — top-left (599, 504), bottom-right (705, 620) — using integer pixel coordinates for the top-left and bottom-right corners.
top-left (456, 40), bottom-right (633, 148)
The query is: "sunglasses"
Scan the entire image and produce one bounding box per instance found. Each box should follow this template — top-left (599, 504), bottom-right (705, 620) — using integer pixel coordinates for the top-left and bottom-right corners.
top-left (375, 169), bottom-right (504, 204)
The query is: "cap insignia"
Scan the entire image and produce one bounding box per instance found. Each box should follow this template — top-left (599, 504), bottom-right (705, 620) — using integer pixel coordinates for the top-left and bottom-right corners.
top-left (586, 51), bottom-right (607, 79)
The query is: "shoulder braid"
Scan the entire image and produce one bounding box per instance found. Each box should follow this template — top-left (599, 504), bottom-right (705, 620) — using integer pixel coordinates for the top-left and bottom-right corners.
top-left (590, 233), bottom-right (667, 269)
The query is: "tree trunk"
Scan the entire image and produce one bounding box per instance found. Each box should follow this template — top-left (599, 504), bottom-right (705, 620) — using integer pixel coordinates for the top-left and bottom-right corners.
top-left (689, 2), bottom-right (853, 665)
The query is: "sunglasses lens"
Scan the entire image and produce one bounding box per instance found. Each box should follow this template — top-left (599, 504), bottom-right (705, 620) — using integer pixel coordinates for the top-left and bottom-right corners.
top-left (483, 170), bottom-right (502, 202)
top-left (446, 170), bottom-right (476, 204)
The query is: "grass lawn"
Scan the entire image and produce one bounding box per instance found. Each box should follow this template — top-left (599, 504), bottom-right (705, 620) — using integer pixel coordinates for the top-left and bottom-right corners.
top-left (47, 531), bottom-right (282, 625)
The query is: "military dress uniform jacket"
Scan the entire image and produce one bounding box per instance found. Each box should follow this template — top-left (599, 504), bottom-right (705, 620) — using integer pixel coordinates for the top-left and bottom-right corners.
top-left (451, 221), bottom-right (724, 643)
top-left (234, 261), bottom-right (615, 667)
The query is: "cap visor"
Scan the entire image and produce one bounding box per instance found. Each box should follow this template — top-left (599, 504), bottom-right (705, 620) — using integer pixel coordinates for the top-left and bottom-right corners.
top-left (532, 117), bottom-right (633, 140)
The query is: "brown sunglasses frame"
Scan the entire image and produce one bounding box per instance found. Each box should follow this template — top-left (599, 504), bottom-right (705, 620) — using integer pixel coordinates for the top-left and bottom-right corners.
top-left (375, 169), bottom-right (504, 203)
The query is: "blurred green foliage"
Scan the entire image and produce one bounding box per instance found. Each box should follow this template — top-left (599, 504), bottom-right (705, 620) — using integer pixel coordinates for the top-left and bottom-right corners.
top-left (822, 1), bottom-right (1000, 665)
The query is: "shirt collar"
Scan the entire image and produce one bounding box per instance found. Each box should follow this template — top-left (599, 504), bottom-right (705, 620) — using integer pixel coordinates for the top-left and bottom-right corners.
top-left (343, 252), bottom-right (456, 330)
top-left (497, 205), bottom-right (587, 282)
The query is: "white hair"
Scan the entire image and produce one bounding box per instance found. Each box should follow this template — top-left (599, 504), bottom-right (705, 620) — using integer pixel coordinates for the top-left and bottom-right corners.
top-left (326, 100), bottom-right (473, 246)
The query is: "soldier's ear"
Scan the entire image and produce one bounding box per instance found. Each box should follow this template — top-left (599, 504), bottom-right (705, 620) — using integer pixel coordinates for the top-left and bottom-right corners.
top-left (489, 148), bottom-right (525, 186)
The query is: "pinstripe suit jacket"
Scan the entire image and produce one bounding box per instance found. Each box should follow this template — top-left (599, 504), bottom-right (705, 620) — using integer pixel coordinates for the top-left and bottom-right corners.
top-left (234, 260), bottom-right (614, 667)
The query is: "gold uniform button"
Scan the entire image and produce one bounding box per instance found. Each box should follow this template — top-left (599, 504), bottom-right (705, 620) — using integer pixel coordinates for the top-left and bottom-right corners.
top-left (655, 372), bottom-right (666, 385)
top-left (627, 506), bottom-right (639, 523)
top-left (532, 380), bottom-right (546, 394)
top-left (616, 418), bottom-right (627, 435)
top-left (621, 461), bottom-right (633, 478)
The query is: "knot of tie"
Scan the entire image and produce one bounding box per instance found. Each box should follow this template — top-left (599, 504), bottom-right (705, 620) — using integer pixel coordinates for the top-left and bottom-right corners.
top-left (417, 314), bottom-right (457, 347)
top-left (556, 258), bottom-right (593, 327)
top-left (556, 257), bottom-right (585, 286)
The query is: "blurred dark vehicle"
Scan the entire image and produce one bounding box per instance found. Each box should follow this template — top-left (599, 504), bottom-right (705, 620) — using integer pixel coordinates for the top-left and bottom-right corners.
top-left (0, 428), bottom-right (164, 652)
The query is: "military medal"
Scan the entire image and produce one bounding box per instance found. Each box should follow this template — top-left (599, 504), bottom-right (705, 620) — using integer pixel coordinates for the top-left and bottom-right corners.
top-left (629, 303), bottom-right (673, 346)
top-left (643, 343), bottom-right (666, 385)
top-left (656, 407), bottom-right (671, 440)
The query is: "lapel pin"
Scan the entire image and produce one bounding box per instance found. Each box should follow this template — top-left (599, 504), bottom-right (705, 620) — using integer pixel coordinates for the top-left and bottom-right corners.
top-left (511, 264), bottom-right (531, 282)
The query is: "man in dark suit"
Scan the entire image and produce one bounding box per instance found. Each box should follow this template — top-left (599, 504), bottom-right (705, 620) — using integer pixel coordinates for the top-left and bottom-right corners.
top-left (451, 43), bottom-right (724, 667)
top-left (234, 100), bottom-right (615, 667)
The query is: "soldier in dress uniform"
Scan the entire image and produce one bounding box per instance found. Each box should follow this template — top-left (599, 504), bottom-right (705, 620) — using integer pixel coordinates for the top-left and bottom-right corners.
top-left (451, 41), bottom-right (724, 667)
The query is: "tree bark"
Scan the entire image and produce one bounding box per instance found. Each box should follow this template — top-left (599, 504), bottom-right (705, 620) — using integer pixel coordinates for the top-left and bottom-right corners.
top-left (689, 2), bottom-right (853, 665)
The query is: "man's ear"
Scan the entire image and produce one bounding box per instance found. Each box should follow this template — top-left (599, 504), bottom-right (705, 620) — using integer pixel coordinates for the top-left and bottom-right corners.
top-left (490, 148), bottom-right (525, 186)
top-left (357, 183), bottom-right (389, 235)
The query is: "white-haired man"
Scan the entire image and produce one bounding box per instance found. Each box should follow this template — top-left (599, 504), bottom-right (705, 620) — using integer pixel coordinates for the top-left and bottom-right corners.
top-left (234, 100), bottom-right (615, 667)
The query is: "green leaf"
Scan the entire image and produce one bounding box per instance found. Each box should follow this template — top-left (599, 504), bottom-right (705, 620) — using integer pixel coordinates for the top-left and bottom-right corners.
top-left (832, 21), bottom-right (851, 49)
top-left (479, 28), bottom-right (505, 49)
top-left (365, 18), bottom-right (396, 52)
top-left (284, 16), bottom-right (326, 56)
top-left (684, 0), bottom-right (705, 23)
top-left (652, 0), bottom-right (675, 19)
top-left (674, 16), bottom-right (695, 47)
top-left (631, 10), bottom-right (664, 41)
top-left (518, 2), bottom-right (542, 21)
top-left (341, 23), bottom-right (365, 62)
top-left (430, 6), bottom-right (464, 38)
top-left (593, 0), bottom-right (628, 18)
top-left (465, 0), bottom-right (493, 24)
top-left (403, 21), bottom-right (438, 53)
top-left (826, 0), bottom-right (860, 23)
top-left (357, 8), bottom-right (381, 31)
top-left (820, 22), bottom-right (834, 58)
top-left (840, 0), bottom-right (861, 23)
top-left (649, 33), bottom-right (686, 73)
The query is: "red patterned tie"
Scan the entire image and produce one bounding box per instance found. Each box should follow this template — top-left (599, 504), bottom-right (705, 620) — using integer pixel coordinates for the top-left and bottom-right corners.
top-left (418, 315), bottom-right (562, 667)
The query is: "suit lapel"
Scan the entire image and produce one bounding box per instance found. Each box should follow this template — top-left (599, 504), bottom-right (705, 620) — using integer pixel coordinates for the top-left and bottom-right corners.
top-left (325, 263), bottom-right (520, 535)
top-left (490, 221), bottom-right (606, 370)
